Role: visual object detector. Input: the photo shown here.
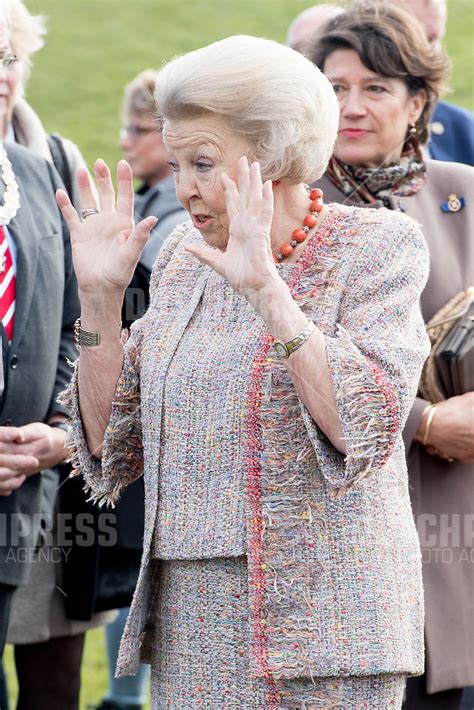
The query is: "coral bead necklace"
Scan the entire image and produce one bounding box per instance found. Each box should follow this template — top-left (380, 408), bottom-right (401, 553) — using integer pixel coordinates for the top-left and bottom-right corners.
top-left (273, 187), bottom-right (324, 263)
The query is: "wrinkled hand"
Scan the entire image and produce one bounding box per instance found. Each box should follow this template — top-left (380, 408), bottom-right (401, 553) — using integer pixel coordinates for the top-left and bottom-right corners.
top-left (426, 392), bottom-right (474, 463)
top-left (56, 160), bottom-right (158, 298)
top-left (185, 158), bottom-right (276, 297)
top-left (0, 423), bottom-right (67, 496)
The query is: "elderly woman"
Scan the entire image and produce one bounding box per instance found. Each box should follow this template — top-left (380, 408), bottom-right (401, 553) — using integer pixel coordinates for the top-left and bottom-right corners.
top-left (308, 4), bottom-right (474, 709)
top-left (58, 35), bottom-right (429, 708)
top-left (0, 0), bottom-right (84, 206)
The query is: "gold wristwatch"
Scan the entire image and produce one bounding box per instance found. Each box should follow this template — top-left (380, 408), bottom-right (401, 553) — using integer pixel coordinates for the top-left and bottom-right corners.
top-left (273, 321), bottom-right (316, 359)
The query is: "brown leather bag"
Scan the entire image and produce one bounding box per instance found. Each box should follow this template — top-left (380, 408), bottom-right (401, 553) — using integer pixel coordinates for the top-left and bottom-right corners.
top-left (419, 287), bottom-right (474, 402)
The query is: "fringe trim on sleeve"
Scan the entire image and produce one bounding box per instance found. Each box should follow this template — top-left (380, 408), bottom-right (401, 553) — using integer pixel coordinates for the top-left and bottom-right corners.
top-left (58, 339), bottom-right (144, 508)
top-left (323, 324), bottom-right (400, 491)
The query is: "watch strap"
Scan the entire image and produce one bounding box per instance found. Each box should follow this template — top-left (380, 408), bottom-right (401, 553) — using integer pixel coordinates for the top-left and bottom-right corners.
top-left (49, 420), bottom-right (73, 464)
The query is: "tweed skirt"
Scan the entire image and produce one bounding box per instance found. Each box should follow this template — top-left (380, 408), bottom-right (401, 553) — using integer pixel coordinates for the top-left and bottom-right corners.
top-left (147, 556), bottom-right (405, 709)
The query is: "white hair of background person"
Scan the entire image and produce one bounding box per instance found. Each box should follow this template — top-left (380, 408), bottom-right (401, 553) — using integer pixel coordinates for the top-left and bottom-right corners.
top-left (390, 0), bottom-right (447, 48)
top-left (286, 4), bottom-right (344, 52)
top-left (0, 0), bottom-right (46, 81)
top-left (122, 68), bottom-right (159, 120)
top-left (154, 34), bottom-right (340, 184)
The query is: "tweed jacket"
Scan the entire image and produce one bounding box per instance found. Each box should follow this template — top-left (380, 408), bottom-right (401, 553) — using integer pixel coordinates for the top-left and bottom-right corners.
top-left (319, 160), bottom-right (474, 693)
top-left (64, 203), bottom-right (429, 686)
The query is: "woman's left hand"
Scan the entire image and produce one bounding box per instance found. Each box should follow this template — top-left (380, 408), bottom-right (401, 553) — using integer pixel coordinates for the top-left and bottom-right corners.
top-left (185, 157), bottom-right (278, 298)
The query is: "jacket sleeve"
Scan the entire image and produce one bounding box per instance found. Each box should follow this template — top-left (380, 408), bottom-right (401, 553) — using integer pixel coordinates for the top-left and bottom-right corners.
top-left (59, 225), bottom-right (188, 507)
top-left (300, 214), bottom-right (430, 492)
top-left (403, 396), bottom-right (430, 454)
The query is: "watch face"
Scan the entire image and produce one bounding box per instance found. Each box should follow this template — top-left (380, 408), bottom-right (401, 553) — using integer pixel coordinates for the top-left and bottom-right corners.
top-left (274, 342), bottom-right (288, 358)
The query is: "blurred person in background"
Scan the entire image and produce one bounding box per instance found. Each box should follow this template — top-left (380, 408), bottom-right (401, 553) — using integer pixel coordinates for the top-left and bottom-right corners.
top-left (286, 3), bottom-right (343, 53)
top-left (288, 1), bottom-right (474, 166)
top-left (0, 0), bottom-right (86, 205)
top-left (391, 0), bottom-right (474, 166)
top-left (308, 4), bottom-right (474, 708)
top-left (119, 69), bottom-right (187, 330)
top-left (89, 70), bottom-right (186, 710)
top-left (0, 140), bottom-right (79, 708)
top-left (392, 5), bottom-right (474, 709)
top-left (0, 2), bottom-right (114, 709)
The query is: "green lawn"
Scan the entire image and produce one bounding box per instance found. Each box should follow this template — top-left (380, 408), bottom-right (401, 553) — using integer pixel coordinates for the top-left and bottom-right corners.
top-left (24, 0), bottom-right (474, 173)
top-left (3, 0), bottom-right (473, 707)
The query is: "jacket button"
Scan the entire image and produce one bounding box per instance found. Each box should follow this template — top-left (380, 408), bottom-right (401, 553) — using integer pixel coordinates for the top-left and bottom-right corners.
top-left (10, 354), bottom-right (19, 369)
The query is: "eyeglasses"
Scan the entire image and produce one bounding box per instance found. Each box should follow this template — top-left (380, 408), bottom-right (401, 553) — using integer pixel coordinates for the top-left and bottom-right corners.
top-left (119, 124), bottom-right (158, 143)
top-left (0, 52), bottom-right (20, 70)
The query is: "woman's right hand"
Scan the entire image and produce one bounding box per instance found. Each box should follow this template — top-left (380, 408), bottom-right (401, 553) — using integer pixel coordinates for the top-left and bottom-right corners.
top-left (56, 160), bottom-right (157, 299)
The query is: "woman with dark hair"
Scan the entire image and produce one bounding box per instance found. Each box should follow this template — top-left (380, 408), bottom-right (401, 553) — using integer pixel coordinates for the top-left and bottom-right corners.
top-left (308, 4), bottom-right (473, 709)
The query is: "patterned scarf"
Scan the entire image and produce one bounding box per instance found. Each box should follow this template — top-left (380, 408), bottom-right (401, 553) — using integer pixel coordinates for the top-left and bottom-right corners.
top-left (325, 137), bottom-right (427, 208)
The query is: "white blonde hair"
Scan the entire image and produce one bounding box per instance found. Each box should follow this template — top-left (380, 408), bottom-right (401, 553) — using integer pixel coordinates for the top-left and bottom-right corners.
top-left (122, 69), bottom-right (159, 122)
top-left (0, 0), bottom-right (46, 76)
top-left (154, 35), bottom-right (339, 183)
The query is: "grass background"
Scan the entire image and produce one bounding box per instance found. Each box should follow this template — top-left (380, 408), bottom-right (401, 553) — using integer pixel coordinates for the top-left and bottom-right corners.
top-left (3, 0), bottom-right (473, 708)
top-left (18, 0), bottom-right (474, 173)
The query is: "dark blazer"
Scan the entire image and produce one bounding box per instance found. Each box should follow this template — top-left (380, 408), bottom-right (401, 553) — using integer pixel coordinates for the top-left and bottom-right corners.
top-left (319, 159), bottom-right (474, 693)
top-left (429, 100), bottom-right (474, 166)
top-left (0, 141), bottom-right (79, 587)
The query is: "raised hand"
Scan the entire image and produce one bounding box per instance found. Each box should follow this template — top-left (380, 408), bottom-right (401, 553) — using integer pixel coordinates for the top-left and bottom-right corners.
top-left (56, 160), bottom-right (157, 298)
top-left (185, 157), bottom-right (276, 297)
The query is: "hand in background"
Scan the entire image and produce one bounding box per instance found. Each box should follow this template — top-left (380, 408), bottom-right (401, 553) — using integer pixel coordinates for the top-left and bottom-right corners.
top-left (0, 423), bottom-right (68, 495)
top-left (424, 392), bottom-right (474, 463)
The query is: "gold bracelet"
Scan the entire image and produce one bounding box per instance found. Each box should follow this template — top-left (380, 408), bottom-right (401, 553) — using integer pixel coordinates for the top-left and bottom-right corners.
top-left (74, 317), bottom-right (122, 348)
top-left (74, 317), bottom-right (101, 348)
top-left (423, 404), bottom-right (437, 447)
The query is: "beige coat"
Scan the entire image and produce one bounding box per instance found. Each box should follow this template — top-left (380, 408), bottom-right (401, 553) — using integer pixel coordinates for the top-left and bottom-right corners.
top-left (319, 159), bottom-right (474, 693)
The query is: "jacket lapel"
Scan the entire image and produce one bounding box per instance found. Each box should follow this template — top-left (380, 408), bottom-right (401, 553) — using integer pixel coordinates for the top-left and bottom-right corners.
top-left (116, 264), bottom-right (212, 677)
top-left (141, 263), bottom-right (211, 516)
